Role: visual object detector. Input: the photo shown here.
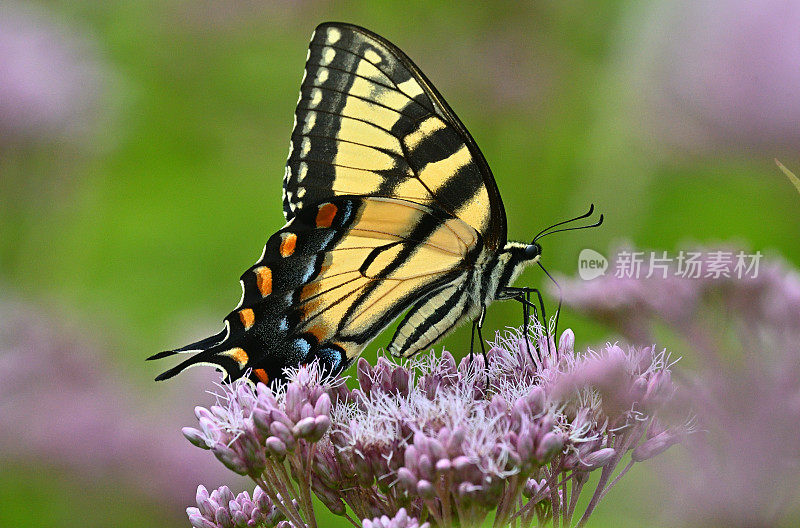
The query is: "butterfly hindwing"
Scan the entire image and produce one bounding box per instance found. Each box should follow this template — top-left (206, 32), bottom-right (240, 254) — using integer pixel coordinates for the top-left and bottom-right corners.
top-left (155, 195), bottom-right (481, 384)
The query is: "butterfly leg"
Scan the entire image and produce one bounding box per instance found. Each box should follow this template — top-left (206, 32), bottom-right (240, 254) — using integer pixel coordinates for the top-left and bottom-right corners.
top-left (522, 289), bottom-right (529, 345)
top-left (498, 286), bottom-right (556, 360)
top-left (475, 306), bottom-right (489, 387)
top-left (497, 286), bottom-right (537, 361)
top-left (523, 294), bottom-right (543, 362)
top-left (525, 287), bottom-right (552, 357)
top-left (476, 306), bottom-right (487, 361)
top-left (469, 319), bottom-right (477, 365)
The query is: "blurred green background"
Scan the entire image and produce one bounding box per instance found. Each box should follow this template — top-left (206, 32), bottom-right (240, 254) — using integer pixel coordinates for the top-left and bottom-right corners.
top-left (2, 0), bottom-right (799, 526)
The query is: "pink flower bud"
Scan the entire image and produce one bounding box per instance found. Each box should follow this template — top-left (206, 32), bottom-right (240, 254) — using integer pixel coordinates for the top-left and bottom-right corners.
top-left (270, 421), bottom-right (293, 443)
top-left (416, 480), bottom-right (435, 499)
top-left (265, 437), bottom-right (287, 459)
top-left (183, 427), bottom-right (210, 449)
top-left (580, 447), bottom-right (616, 469)
top-left (535, 432), bottom-right (564, 462)
top-left (292, 416), bottom-right (316, 438)
top-left (435, 459), bottom-right (452, 473)
top-left (300, 402), bottom-right (315, 420)
top-left (632, 431), bottom-right (678, 462)
top-left (314, 393), bottom-right (332, 416)
top-left (558, 328), bottom-right (575, 356)
top-left (396, 467), bottom-right (417, 490)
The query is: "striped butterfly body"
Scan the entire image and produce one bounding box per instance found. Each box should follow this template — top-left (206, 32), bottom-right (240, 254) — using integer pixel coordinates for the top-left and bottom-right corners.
top-left (150, 22), bottom-right (553, 386)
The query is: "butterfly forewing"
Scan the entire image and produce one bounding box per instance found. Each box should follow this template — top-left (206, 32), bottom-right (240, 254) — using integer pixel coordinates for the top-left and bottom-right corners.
top-left (284, 22), bottom-right (506, 249)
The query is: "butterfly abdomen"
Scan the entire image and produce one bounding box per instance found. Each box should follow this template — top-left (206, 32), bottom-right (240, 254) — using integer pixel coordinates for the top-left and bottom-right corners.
top-left (386, 241), bottom-right (538, 359)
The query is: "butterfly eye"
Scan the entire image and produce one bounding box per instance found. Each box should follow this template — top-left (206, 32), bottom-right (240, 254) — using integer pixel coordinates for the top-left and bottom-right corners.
top-left (525, 243), bottom-right (542, 258)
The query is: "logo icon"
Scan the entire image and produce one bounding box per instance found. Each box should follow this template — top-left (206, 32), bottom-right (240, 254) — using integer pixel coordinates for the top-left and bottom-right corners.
top-left (578, 249), bottom-right (608, 280)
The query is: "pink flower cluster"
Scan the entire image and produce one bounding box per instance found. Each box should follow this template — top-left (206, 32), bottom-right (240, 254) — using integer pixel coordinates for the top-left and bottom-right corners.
top-left (182, 323), bottom-right (681, 528)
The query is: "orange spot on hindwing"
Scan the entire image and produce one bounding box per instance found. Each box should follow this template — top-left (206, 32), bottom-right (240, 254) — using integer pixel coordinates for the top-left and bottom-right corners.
top-left (316, 203), bottom-right (338, 228)
top-left (279, 232), bottom-right (297, 257)
top-left (239, 308), bottom-right (255, 330)
top-left (254, 368), bottom-right (269, 384)
top-left (254, 266), bottom-right (272, 296)
top-left (224, 347), bottom-right (249, 367)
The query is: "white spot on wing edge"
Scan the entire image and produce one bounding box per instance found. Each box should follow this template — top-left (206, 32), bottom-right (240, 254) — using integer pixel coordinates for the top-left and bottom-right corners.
top-left (176, 360), bottom-right (234, 383)
top-left (298, 162), bottom-right (308, 182)
top-left (302, 112), bottom-right (316, 134)
top-left (321, 48), bottom-right (336, 66)
top-left (315, 69), bottom-right (329, 85)
top-left (301, 137), bottom-right (311, 156)
top-left (326, 27), bottom-right (341, 44)
top-left (364, 49), bottom-right (381, 63)
top-left (236, 279), bottom-right (247, 308)
top-left (309, 88), bottom-right (322, 108)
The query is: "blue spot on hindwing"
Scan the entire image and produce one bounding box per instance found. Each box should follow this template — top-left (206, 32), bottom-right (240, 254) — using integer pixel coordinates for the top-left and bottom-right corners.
top-left (317, 345), bottom-right (344, 372)
top-left (278, 317), bottom-right (289, 333)
top-left (291, 337), bottom-right (312, 360)
top-left (299, 259), bottom-right (316, 283)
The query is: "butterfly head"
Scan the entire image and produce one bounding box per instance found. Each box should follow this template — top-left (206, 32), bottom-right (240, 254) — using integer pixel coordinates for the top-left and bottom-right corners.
top-left (524, 242), bottom-right (542, 260)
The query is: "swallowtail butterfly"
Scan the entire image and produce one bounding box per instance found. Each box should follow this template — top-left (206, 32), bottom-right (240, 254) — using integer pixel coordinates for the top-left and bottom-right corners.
top-left (149, 22), bottom-right (600, 386)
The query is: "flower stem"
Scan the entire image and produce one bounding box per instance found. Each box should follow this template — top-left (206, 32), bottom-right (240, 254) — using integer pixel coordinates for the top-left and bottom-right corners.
top-left (255, 475), bottom-right (306, 528)
top-left (598, 459), bottom-right (634, 502)
top-left (508, 468), bottom-right (565, 524)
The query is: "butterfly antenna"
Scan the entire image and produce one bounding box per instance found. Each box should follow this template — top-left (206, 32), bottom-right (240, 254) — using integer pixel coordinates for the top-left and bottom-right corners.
top-left (532, 204), bottom-right (596, 242)
top-left (534, 213), bottom-right (604, 242)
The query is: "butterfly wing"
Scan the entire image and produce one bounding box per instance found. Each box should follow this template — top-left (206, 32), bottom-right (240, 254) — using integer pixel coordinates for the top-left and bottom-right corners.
top-left (152, 23), bottom-right (509, 383)
top-left (153, 195), bottom-right (480, 384)
top-left (283, 22), bottom-right (507, 250)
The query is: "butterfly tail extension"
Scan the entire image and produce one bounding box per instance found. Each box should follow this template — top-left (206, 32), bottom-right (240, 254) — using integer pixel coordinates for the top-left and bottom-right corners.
top-left (152, 342), bottom-right (239, 382)
top-left (146, 327), bottom-right (228, 361)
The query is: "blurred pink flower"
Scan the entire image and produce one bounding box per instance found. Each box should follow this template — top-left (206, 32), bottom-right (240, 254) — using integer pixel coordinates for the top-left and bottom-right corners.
top-left (0, 3), bottom-right (105, 146)
top-left (0, 297), bottom-right (238, 508)
top-left (620, 0), bottom-right (800, 154)
top-left (558, 246), bottom-right (800, 525)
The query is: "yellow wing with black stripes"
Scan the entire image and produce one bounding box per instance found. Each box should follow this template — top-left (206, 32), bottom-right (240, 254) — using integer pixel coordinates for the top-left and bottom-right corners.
top-left (283, 22), bottom-right (506, 250)
top-left (151, 23), bottom-right (509, 385)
